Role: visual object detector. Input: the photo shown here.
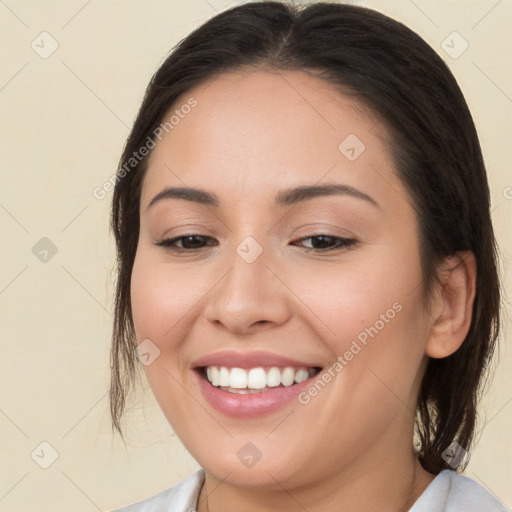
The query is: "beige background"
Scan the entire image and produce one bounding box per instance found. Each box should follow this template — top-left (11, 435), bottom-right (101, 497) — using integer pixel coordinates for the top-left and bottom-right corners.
top-left (0, 0), bottom-right (511, 510)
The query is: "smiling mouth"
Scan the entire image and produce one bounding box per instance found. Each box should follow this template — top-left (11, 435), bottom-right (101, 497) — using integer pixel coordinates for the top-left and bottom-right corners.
top-left (199, 366), bottom-right (322, 394)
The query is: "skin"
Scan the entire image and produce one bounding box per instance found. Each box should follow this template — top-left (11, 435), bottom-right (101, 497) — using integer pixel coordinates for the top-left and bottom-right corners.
top-left (130, 68), bottom-right (476, 511)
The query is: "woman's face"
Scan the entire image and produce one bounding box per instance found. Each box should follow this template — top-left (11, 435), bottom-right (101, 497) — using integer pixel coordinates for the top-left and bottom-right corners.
top-left (131, 69), bottom-right (433, 489)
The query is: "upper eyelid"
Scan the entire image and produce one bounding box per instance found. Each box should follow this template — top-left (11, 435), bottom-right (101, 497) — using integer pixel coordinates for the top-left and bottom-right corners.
top-left (158, 232), bottom-right (350, 242)
top-left (155, 233), bottom-right (356, 250)
top-left (157, 221), bottom-right (354, 238)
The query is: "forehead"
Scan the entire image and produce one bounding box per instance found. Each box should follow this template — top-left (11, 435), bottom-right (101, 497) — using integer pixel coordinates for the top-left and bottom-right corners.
top-left (141, 69), bottom-right (399, 208)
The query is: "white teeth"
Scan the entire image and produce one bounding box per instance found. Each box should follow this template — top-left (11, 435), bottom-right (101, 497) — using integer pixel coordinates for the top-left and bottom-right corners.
top-left (210, 366), bottom-right (220, 386)
top-left (281, 367), bottom-right (295, 387)
top-left (219, 367), bottom-right (230, 387)
top-left (230, 368), bottom-right (247, 389)
top-left (204, 365), bottom-right (316, 390)
top-left (248, 368), bottom-right (267, 389)
top-left (267, 367), bottom-right (281, 387)
top-left (294, 368), bottom-right (309, 384)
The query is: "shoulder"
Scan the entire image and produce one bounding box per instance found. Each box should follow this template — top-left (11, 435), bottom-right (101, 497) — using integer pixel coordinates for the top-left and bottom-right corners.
top-left (410, 469), bottom-right (508, 512)
top-left (109, 469), bottom-right (205, 512)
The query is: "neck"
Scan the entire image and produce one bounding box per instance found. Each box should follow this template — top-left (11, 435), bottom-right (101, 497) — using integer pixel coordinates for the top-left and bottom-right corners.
top-left (196, 450), bottom-right (436, 512)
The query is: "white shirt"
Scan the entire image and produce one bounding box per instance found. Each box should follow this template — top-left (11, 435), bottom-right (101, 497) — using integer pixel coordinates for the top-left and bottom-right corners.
top-left (111, 468), bottom-right (508, 511)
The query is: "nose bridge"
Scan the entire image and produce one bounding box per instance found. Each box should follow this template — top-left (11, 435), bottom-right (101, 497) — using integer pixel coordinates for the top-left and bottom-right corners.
top-left (204, 234), bottom-right (291, 332)
top-left (221, 235), bottom-right (275, 307)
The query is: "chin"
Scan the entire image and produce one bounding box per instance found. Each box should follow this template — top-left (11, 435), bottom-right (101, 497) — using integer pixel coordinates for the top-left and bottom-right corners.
top-left (194, 442), bottom-right (315, 490)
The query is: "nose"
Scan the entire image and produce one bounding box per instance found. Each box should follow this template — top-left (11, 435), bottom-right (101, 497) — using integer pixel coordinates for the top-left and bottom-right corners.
top-left (203, 246), bottom-right (293, 336)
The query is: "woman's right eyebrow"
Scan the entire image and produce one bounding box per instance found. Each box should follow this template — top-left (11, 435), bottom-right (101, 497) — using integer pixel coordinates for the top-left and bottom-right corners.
top-left (146, 183), bottom-right (379, 212)
top-left (147, 186), bottom-right (218, 210)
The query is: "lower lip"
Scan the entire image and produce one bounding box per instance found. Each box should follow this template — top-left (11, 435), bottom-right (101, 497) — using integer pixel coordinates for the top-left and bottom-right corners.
top-left (194, 370), bottom-right (318, 418)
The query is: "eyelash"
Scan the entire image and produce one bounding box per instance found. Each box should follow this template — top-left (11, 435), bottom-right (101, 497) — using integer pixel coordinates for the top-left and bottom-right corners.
top-left (154, 234), bottom-right (357, 254)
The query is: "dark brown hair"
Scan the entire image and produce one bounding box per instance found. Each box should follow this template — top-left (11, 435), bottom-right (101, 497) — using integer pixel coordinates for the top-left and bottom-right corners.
top-left (109, 1), bottom-right (501, 474)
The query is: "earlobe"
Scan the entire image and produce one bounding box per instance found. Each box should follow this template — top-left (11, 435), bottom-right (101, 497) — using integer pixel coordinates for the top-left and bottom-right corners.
top-left (425, 251), bottom-right (477, 359)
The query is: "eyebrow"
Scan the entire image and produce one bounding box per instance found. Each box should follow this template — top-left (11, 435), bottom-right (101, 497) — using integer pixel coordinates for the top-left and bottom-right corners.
top-left (146, 183), bottom-right (379, 211)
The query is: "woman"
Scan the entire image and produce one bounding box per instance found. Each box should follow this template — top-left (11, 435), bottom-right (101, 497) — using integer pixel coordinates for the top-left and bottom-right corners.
top-left (109, 2), bottom-right (506, 510)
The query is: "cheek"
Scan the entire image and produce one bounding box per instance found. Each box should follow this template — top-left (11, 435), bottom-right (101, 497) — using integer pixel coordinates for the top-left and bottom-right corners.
top-left (290, 247), bottom-right (425, 351)
top-left (130, 251), bottom-right (202, 428)
top-left (289, 246), bottom-right (429, 420)
top-left (130, 251), bottom-right (200, 347)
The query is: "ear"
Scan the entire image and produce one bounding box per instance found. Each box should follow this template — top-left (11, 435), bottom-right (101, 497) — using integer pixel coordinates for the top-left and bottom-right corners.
top-left (425, 251), bottom-right (477, 359)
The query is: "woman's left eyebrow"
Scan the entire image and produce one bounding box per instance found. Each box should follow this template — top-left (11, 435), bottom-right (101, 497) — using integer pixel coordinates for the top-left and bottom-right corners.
top-left (275, 183), bottom-right (379, 209)
top-left (146, 182), bottom-right (379, 211)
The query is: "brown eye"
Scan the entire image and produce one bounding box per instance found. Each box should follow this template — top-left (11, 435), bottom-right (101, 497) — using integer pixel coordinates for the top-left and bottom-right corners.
top-left (154, 235), bottom-right (217, 251)
top-left (154, 234), bottom-right (356, 254)
top-left (292, 235), bottom-right (357, 252)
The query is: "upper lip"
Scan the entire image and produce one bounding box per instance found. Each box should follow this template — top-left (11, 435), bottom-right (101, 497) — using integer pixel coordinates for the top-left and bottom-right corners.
top-left (191, 350), bottom-right (322, 369)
